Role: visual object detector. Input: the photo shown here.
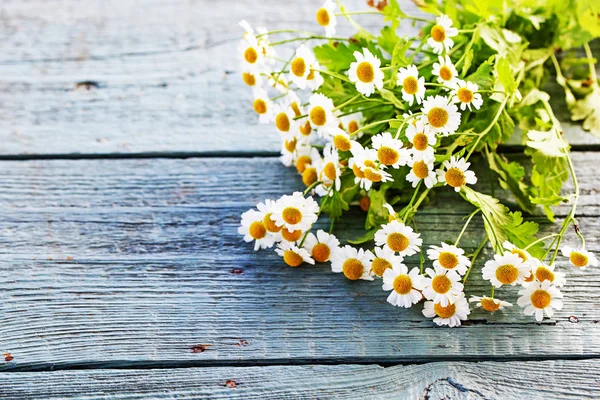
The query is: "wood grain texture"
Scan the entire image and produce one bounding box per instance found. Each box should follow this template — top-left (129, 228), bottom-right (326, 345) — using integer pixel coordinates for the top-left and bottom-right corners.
top-left (0, 0), bottom-right (597, 156)
top-left (1, 156), bottom-right (599, 371)
top-left (2, 360), bottom-right (600, 399)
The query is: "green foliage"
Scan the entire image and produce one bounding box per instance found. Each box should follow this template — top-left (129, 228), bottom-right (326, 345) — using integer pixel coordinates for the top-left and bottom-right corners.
top-left (320, 190), bottom-right (349, 221)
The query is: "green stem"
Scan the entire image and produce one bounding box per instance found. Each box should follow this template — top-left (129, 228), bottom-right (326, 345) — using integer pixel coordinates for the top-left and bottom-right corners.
top-left (462, 235), bottom-right (488, 284)
top-left (256, 29), bottom-right (311, 37)
top-left (270, 36), bottom-right (350, 46)
top-left (303, 181), bottom-right (322, 196)
top-left (333, 93), bottom-right (361, 111)
top-left (549, 154), bottom-right (579, 264)
top-left (465, 96), bottom-right (509, 161)
top-left (334, 10), bottom-right (380, 16)
top-left (312, 68), bottom-right (352, 84)
top-left (524, 233), bottom-right (559, 251)
top-left (584, 42), bottom-right (598, 83)
top-left (349, 118), bottom-right (399, 137)
top-left (454, 209), bottom-right (480, 247)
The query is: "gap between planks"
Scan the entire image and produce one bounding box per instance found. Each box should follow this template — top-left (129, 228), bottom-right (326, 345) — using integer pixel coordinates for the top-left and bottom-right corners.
top-left (4, 353), bottom-right (600, 373)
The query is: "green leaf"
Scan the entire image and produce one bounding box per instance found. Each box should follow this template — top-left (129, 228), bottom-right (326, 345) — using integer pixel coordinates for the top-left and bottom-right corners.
top-left (504, 212), bottom-right (545, 259)
top-left (391, 37), bottom-right (411, 68)
top-left (487, 152), bottom-right (535, 213)
top-left (526, 126), bottom-right (569, 157)
top-left (365, 188), bottom-right (389, 230)
top-left (382, 0), bottom-right (406, 30)
top-left (570, 85), bottom-right (600, 135)
top-left (530, 194), bottom-right (569, 206)
top-left (320, 190), bottom-right (349, 220)
top-left (496, 57), bottom-right (517, 95)
top-left (348, 228), bottom-right (378, 245)
top-left (377, 26), bottom-right (399, 55)
top-left (313, 42), bottom-right (359, 72)
top-left (379, 88), bottom-right (406, 110)
top-left (465, 56), bottom-right (495, 90)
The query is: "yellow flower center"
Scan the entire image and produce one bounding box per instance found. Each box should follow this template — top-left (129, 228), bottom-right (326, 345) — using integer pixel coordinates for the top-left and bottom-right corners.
top-left (312, 243), bottom-right (331, 263)
top-left (356, 61), bottom-right (375, 83)
top-left (524, 271), bottom-right (535, 282)
top-left (352, 164), bottom-right (365, 179)
top-left (282, 207), bottom-right (303, 225)
top-left (431, 275), bottom-right (452, 294)
top-left (253, 99), bottom-right (267, 115)
top-left (242, 72), bottom-right (256, 86)
top-left (530, 290), bottom-right (551, 309)
top-left (412, 160), bottom-right (430, 179)
top-left (307, 69), bottom-right (316, 80)
top-left (283, 250), bottom-right (304, 267)
top-left (387, 232), bottom-right (409, 253)
top-left (291, 102), bottom-right (302, 117)
top-left (302, 167), bottom-right (318, 186)
top-left (348, 120), bottom-right (359, 134)
top-left (263, 213), bottom-right (281, 233)
top-left (334, 134), bottom-right (352, 151)
top-left (316, 8), bottom-right (330, 26)
top-left (402, 76), bottom-right (419, 95)
top-left (323, 162), bottom-right (337, 180)
top-left (295, 155), bottom-right (312, 173)
top-left (248, 221), bottom-right (266, 239)
top-left (364, 159), bottom-right (376, 168)
top-left (371, 257), bottom-right (392, 277)
top-left (535, 266), bottom-right (555, 283)
top-left (364, 167), bottom-right (383, 182)
top-left (275, 112), bottom-right (290, 132)
top-left (291, 57), bottom-right (307, 77)
top-left (342, 258), bottom-right (364, 280)
top-left (310, 106), bottom-right (327, 126)
top-left (438, 252), bottom-right (459, 269)
top-left (480, 298), bottom-right (501, 312)
top-left (284, 137), bottom-right (297, 153)
top-left (244, 47), bottom-right (258, 64)
top-left (457, 87), bottom-right (474, 103)
top-left (439, 65), bottom-right (453, 81)
top-left (430, 24), bottom-right (446, 42)
top-left (445, 167), bottom-right (466, 188)
top-left (281, 228), bottom-right (303, 242)
top-left (393, 274), bottom-right (413, 294)
top-left (570, 251), bottom-right (589, 267)
top-left (496, 264), bottom-right (519, 285)
top-left (427, 107), bottom-right (449, 128)
top-left (434, 302), bottom-right (456, 319)
top-left (412, 133), bottom-right (429, 151)
top-left (511, 248), bottom-right (528, 261)
top-left (299, 121), bottom-right (312, 136)
top-left (377, 146), bottom-right (400, 166)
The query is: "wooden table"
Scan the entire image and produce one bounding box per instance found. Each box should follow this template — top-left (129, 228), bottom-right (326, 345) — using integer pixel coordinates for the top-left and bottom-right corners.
top-left (1, 1), bottom-right (599, 398)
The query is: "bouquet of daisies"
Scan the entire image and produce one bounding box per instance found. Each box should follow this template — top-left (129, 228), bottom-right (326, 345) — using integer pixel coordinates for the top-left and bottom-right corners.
top-left (237, 0), bottom-right (600, 326)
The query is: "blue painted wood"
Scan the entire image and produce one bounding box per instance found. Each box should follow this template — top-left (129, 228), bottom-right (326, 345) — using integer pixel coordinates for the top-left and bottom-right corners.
top-left (0, 157), bottom-right (599, 372)
top-left (1, 360), bottom-right (599, 399)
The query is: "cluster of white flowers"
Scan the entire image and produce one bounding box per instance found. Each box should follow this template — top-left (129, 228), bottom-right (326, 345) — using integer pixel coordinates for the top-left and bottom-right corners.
top-left (238, 6), bottom-right (598, 327)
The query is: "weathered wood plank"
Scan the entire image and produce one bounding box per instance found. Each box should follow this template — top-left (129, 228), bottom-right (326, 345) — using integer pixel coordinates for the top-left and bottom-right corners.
top-left (1, 360), bottom-right (599, 399)
top-left (0, 156), bottom-right (599, 370)
top-left (0, 0), bottom-right (597, 156)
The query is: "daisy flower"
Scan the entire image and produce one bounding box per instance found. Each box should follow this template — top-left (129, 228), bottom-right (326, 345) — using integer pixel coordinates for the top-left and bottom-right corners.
top-left (294, 146), bottom-right (321, 174)
top-left (307, 93), bottom-right (338, 136)
top-left (318, 145), bottom-right (342, 192)
top-left (303, 230), bottom-right (340, 263)
top-left (422, 267), bottom-right (464, 306)
top-left (423, 294), bottom-right (470, 327)
top-left (272, 103), bottom-right (297, 136)
top-left (279, 137), bottom-right (311, 168)
top-left (327, 127), bottom-right (356, 152)
top-left (374, 220), bottom-right (422, 256)
top-left (349, 144), bottom-right (392, 190)
top-left (431, 56), bottom-right (459, 86)
top-left (238, 33), bottom-right (266, 73)
top-left (371, 132), bottom-right (411, 168)
top-left (301, 159), bottom-right (321, 188)
top-left (427, 14), bottom-right (459, 54)
top-left (383, 203), bottom-right (398, 222)
top-left (405, 119), bottom-right (436, 159)
top-left (289, 45), bottom-right (324, 90)
top-left (331, 245), bottom-right (375, 281)
top-left (482, 251), bottom-right (531, 288)
top-left (561, 246), bottom-right (599, 269)
top-left (276, 241), bottom-right (315, 267)
top-left (406, 153), bottom-right (437, 189)
top-left (271, 192), bottom-right (320, 233)
top-left (241, 71), bottom-right (262, 87)
top-left (531, 263), bottom-right (567, 288)
top-left (371, 246), bottom-right (404, 277)
top-left (502, 241), bottom-right (536, 263)
top-left (256, 199), bottom-right (283, 235)
top-left (267, 73), bottom-right (290, 94)
top-left (421, 95), bottom-right (461, 135)
top-left (436, 156), bottom-right (477, 192)
top-left (517, 280), bottom-right (564, 322)
top-left (396, 65), bottom-right (426, 105)
top-left (450, 80), bottom-right (483, 111)
top-left (238, 209), bottom-right (276, 251)
top-left (340, 112), bottom-right (363, 137)
top-left (316, 0), bottom-right (337, 38)
top-left (427, 243), bottom-right (470, 275)
top-left (348, 48), bottom-right (384, 96)
top-left (382, 264), bottom-right (424, 308)
top-left (252, 88), bottom-right (273, 124)
top-left (469, 296), bottom-right (512, 312)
